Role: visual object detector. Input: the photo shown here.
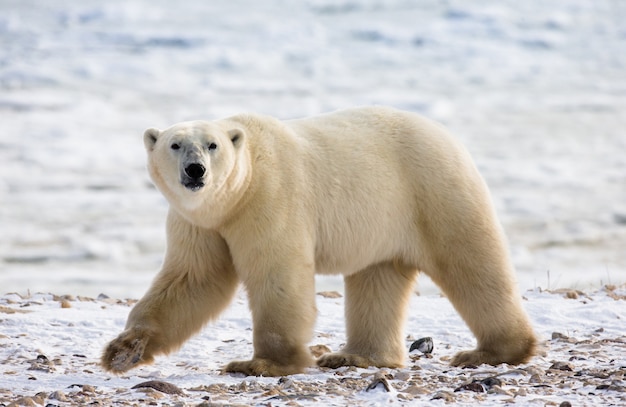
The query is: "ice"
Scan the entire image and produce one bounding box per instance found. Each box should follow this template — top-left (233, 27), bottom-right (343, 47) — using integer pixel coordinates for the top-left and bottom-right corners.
top-left (1, 0), bottom-right (625, 298)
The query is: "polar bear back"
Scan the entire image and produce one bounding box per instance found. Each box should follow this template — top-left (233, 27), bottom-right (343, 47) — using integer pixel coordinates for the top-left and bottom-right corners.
top-left (229, 107), bottom-right (495, 276)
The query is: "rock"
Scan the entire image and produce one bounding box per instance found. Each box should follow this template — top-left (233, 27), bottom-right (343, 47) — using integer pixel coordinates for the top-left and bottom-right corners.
top-left (393, 371), bottom-right (411, 381)
top-left (81, 384), bottom-right (96, 393)
top-left (366, 372), bottom-right (391, 392)
top-left (132, 380), bottom-right (185, 395)
top-left (402, 385), bottom-right (429, 395)
top-left (7, 396), bottom-right (44, 407)
top-left (480, 377), bottom-right (502, 389)
top-left (432, 391), bottom-right (455, 402)
top-left (49, 390), bottom-right (68, 401)
top-left (6, 398), bottom-right (28, 407)
top-left (455, 382), bottom-right (485, 393)
top-left (549, 361), bottom-right (574, 371)
top-left (596, 383), bottom-right (626, 391)
top-left (455, 376), bottom-right (501, 393)
top-left (409, 337), bottom-right (433, 354)
top-left (316, 291), bottom-right (342, 298)
top-left (397, 392), bottom-right (413, 401)
top-left (28, 355), bottom-right (55, 373)
top-left (514, 388), bottom-right (528, 397)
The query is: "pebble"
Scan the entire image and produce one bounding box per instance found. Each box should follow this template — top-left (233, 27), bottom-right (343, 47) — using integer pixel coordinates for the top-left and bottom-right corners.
top-left (365, 372), bottom-right (391, 392)
top-left (49, 390), bottom-right (68, 401)
top-left (409, 337), bottom-right (434, 354)
top-left (393, 371), bottom-right (411, 381)
top-left (131, 380), bottom-right (185, 395)
top-left (549, 361), bottom-right (574, 371)
top-left (552, 332), bottom-right (568, 340)
top-left (454, 376), bottom-right (501, 393)
top-left (455, 381), bottom-right (485, 393)
top-left (431, 390), bottom-right (455, 402)
top-left (316, 291), bottom-right (342, 298)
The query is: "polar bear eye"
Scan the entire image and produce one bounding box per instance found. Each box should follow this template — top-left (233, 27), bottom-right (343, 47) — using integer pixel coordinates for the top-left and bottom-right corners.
top-left (171, 143), bottom-right (180, 150)
top-left (208, 142), bottom-right (217, 151)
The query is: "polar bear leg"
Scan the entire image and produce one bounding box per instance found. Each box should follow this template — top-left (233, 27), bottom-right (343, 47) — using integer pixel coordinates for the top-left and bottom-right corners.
top-left (225, 263), bottom-right (317, 376)
top-left (424, 236), bottom-right (536, 366)
top-left (317, 262), bottom-right (418, 369)
top-left (101, 212), bottom-right (239, 373)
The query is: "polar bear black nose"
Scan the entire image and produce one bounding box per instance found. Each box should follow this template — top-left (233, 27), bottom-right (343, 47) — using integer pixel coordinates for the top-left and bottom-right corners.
top-left (185, 163), bottom-right (206, 179)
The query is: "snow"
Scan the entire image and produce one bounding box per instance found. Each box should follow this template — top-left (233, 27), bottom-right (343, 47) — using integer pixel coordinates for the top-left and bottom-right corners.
top-left (1, 288), bottom-right (626, 405)
top-left (0, 0), bottom-right (625, 402)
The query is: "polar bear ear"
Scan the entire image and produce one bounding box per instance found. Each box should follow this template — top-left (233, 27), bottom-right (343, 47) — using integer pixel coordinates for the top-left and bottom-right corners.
top-left (228, 128), bottom-right (245, 148)
top-left (143, 128), bottom-right (161, 152)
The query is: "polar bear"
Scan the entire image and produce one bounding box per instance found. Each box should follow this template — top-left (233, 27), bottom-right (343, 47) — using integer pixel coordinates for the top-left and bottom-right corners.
top-left (101, 106), bottom-right (536, 376)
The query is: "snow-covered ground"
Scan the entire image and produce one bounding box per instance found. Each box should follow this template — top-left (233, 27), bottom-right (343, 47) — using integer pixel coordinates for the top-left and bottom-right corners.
top-left (1, 1), bottom-right (625, 296)
top-left (1, 287), bottom-right (626, 406)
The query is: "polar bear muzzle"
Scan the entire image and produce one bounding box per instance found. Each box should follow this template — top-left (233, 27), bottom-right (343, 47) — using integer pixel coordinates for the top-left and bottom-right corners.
top-left (182, 162), bottom-right (206, 191)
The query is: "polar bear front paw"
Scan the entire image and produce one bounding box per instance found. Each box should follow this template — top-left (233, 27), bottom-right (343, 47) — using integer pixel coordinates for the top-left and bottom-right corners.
top-left (101, 328), bottom-right (153, 373)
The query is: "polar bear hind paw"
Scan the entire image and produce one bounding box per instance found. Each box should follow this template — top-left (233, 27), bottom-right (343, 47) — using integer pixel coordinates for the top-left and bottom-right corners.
top-left (224, 358), bottom-right (305, 377)
top-left (316, 352), bottom-right (375, 369)
top-left (451, 346), bottom-right (534, 367)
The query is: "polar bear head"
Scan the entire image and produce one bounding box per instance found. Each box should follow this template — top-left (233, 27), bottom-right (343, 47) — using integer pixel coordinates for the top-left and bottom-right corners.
top-left (143, 120), bottom-right (248, 220)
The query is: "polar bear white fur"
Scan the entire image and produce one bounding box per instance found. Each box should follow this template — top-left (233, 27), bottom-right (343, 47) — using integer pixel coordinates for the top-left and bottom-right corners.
top-left (101, 106), bottom-right (536, 376)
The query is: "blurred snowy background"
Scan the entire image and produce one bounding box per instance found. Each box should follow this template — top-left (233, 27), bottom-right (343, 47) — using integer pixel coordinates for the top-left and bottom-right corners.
top-left (1, 0), bottom-right (625, 298)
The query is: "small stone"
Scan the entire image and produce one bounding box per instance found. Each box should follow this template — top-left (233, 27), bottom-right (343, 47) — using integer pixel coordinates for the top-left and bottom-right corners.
top-left (397, 393), bottom-right (413, 401)
top-left (7, 397), bottom-right (36, 407)
top-left (366, 372), bottom-right (391, 392)
top-left (549, 361), bottom-right (574, 371)
top-left (403, 384), bottom-right (429, 395)
top-left (455, 382), bottom-right (485, 393)
top-left (60, 300), bottom-right (71, 309)
top-left (514, 388), bottom-right (528, 397)
top-left (559, 402), bottom-right (572, 407)
top-left (28, 354), bottom-right (55, 373)
top-left (132, 380), bottom-right (185, 395)
top-left (432, 391), bottom-right (455, 402)
top-left (366, 378), bottom-right (390, 393)
top-left (393, 371), bottom-right (411, 381)
top-left (552, 332), bottom-right (568, 340)
top-left (316, 291), bottom-right (342, 298)
top-left (565, 291), bottom-right (578, 299)
top-left (490, 386), bottom-right (514, 396)
top-left (409, 337), bottom-right (433, 354)
top-left (480, 377), bottom-right (502, 389)
top-left (81, 384), bottom-right (96, 393)
top-left (49, 390), bottom-right (68, 401)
